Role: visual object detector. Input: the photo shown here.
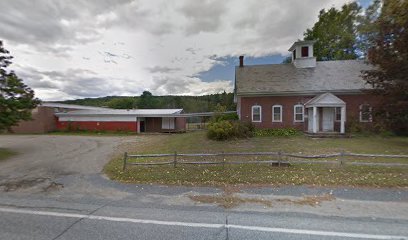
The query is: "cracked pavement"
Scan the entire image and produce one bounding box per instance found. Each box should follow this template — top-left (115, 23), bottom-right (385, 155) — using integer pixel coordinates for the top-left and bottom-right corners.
top-left (0, 135), bottom-right (407, 239)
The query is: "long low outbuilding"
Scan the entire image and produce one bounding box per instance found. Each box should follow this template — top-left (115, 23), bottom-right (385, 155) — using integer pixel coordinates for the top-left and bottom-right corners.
top-left (11, 103), bottom-right (187, 133)
top-left (56, 109), bottom-right (186, 133)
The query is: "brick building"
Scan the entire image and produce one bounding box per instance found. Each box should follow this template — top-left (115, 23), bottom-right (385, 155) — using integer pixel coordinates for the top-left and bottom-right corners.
top-left (56, 108), bottom-right (186, 133)
top-left (234, 40), bottom-right (377, 134)
top-left (11, 103), bottom-right (186, 134)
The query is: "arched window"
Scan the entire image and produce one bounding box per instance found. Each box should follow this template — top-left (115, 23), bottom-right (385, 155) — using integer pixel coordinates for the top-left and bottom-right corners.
top-left (294, 104), bottom-right (304, 122)
top-left (272, 105), bottom-right (282, 122)
top-left (359, 104), bottom-right (372, 122)
top-left (251, 105), bottom-right (262, 122)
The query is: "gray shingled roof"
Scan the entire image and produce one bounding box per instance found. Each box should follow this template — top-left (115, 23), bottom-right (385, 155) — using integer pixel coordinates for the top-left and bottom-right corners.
top-left (235, 60), bottom-right (373, 96)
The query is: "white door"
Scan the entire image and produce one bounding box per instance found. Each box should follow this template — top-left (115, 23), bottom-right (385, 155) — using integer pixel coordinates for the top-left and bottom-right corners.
top-left (162, 117), bottom-right (175, 129)
top-left (322, 108), bottom-right (334, 132)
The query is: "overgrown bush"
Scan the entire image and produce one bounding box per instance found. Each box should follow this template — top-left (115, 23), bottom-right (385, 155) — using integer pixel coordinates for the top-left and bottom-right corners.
top-left (254, 128), bottom-right (300, 137)
top-left (346, 117), bottom-right (396, 136)
top-left (207, 120), bottom-right (234, 140)
top-left (207, 120), bottom-right (253, 140)
top-left (211, 112), bottom-right (239, 122)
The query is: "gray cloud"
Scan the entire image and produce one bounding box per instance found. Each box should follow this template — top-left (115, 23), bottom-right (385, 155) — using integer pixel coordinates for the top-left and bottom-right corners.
top-left (14, 66), bottom-right (126, 98)
top-left (1, 0), bottom-right (350, 100)
top-left (0, 0), bottom-right (133, 54)
top-left (147, 66), bottom-right (182, 74)
top-left (179, 0), bottom-right (227, 35)
top-left (152, 76), bottom-right (190, 94)
top-left (151, 75), bottom-right (232, 96)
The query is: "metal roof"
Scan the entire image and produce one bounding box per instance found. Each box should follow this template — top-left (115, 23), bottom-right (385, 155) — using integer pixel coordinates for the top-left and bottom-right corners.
top-left (41, 102), bottom-right (107, 110)
top-left (235, 60), bottom-right (373, 96)
top-left (55, 109), bottom-right (183, 117)
top-left (178, 111), bottom-right (237, 117)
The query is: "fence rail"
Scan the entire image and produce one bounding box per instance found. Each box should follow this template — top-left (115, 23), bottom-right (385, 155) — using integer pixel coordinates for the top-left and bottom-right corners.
top-left (122, 151), bottom-right (408, 170)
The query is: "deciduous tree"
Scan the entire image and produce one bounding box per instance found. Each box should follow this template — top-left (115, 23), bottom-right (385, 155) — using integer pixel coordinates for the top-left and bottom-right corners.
top-left (362, 0), bottom-right (408, 135)
top-left (304, 2), bottom-right (361, 61)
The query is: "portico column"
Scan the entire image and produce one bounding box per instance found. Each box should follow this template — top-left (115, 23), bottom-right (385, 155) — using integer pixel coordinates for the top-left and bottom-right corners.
top-left (136, 117), bottom-right (140, 133)
top-left (340, 106), bottom-right (346, 134)
top-left (313, 106), bottom-right (317, 133)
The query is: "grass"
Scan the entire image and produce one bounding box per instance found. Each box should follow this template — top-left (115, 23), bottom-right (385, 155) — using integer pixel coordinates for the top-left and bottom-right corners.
top-left (189, 193), bottom-right (335, 208)
top-left (104, 131), bottom-right (408, 188)
top-left (118, 131), bottom-right (408, 155)
top-left (0, 148), bottom-right (16, 161)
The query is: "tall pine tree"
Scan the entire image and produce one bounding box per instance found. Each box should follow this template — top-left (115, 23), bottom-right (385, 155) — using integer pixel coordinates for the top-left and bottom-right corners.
top-left (0, 41), bottom-right (40, 131)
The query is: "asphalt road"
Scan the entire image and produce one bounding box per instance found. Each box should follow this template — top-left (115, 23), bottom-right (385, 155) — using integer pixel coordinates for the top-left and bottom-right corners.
top-left (0, 135), bottom-right (407, 240)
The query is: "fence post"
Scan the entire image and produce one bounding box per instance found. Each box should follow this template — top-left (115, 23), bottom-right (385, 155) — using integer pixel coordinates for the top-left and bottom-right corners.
top-left (222, 151), bottom-right (225, 169)
top-left (123, 152), bottom-right (128, 171)
top-left (278, 151), bottom-right (282, 167)
top-left (340, 150), bottom-right (345, 166)
top-left (174, 151), bottom-right (177, 168)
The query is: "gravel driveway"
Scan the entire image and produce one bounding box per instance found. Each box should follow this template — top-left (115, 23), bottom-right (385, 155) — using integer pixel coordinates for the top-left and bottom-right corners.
top-left (0, 135), bottom-right (134, 192)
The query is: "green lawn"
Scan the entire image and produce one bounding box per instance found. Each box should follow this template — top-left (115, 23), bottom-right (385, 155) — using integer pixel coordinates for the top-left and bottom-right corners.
top-left (0, 148), bottom-right (15, 161)
top-left (104, 131), bottom-right (408, 188)
top-left (119, 131), bottom-right (408, 155)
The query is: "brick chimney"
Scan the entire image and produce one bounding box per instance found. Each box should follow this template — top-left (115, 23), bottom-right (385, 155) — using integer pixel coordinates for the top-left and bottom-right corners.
top-left (239, 56), bottom-right (244, 67)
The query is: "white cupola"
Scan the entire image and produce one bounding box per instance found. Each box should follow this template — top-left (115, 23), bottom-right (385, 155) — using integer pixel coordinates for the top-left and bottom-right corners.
top-left (288, 40), bottom-right (316, 68)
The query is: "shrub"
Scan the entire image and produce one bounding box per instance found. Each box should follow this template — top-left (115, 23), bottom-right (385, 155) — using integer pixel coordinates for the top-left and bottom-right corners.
top-left (211, 112), bottom-right (239, 122)
top-left (207, 120), bottom-right (254, 140)
top-left (232, 121), bottom-right (254, 138)
top-left (254, 128), bottom-right (300, 137)
top-left (207, 120), bottom-right (234, 140)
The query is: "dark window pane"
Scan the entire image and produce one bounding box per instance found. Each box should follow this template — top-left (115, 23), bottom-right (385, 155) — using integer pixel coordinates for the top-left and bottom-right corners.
top-left (301, 46), bottom-right (309, 57)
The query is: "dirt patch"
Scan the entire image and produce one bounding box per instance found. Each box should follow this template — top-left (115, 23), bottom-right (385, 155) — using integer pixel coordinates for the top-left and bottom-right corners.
top-left (0, 178), bottom-right (63, 192)
top-left (274, 193), bottom-right (336, 206)
top-left (189, 194), bottom-right (273, 208)
top-left (188, 193), bottom-right (335, 209)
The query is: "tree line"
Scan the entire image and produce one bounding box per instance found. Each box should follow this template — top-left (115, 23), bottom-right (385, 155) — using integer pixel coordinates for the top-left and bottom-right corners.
top-left (60, 90), bottom-right (236, 113)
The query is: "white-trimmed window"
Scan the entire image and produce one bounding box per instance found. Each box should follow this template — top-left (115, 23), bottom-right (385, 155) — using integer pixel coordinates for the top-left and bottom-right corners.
top-left (293, 104), bottom-right (304, 122)
top-left (359, 104), bottom-right (372, 122)
top-left (335, 107), bottom-right (342, 122)
top-left (272, 105), bottom-right (282, 122)
top-left (251, 105), bottom-right (262, 122)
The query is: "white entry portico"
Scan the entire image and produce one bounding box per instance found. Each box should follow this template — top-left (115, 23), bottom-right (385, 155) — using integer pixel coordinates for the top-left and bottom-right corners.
top-left (305, 93), bottom-right (346, 134)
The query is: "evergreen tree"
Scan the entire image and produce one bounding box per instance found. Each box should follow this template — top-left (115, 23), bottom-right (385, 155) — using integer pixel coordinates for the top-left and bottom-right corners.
top-left (0, 41), bottom-right (40, 131)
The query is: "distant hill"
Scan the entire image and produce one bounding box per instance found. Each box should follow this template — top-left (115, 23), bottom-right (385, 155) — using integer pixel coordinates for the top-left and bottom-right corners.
top-left (58, 92), bottom-right (236, 113)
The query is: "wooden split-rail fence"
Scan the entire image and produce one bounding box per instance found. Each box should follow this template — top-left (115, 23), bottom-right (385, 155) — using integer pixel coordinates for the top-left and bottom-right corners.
top-left (122, 151), bottom-right (408, 171)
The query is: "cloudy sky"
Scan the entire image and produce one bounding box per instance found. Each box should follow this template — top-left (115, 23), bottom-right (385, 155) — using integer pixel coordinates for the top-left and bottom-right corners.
top-left (0, 0), bottom-right (371, 100)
